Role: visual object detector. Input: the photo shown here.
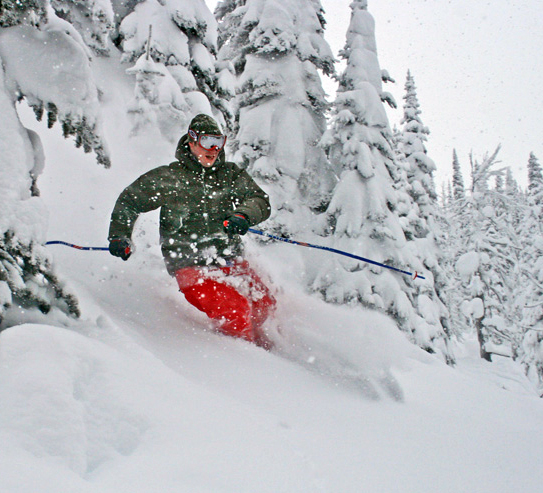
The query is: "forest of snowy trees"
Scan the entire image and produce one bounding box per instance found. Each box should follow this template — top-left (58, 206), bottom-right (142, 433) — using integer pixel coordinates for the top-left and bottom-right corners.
top-left (0, 0), bottom-right (541, 395)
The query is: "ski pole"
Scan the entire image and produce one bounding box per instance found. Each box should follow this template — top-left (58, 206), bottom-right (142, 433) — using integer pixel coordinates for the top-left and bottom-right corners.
top-left (248, 228), bottom-right (425, 280)
top-left (45, 232), bottom-right (425, 280)
top-left (45, 241), bottom-right (108, 251)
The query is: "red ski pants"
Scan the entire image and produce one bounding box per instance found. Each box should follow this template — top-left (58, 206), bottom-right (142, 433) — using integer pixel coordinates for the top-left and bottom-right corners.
top-left (175, 260), bottom-right (276, 344)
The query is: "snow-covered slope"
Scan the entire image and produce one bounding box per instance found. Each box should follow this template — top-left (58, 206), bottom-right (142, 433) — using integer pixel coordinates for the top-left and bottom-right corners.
top-left (1, 54), bottom-right (542, 493)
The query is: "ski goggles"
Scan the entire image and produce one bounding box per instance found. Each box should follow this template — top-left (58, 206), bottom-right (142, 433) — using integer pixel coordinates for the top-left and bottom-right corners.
top-left (188, 129), bottom-right (226, 150)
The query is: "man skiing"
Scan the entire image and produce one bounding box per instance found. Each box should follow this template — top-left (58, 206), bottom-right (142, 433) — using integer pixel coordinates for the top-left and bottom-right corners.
top-left (108, 114), bottom-right (276, 347)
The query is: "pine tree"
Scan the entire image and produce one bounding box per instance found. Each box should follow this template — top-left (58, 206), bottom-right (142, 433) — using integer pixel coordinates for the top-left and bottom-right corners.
top-left (125, 25), bottom-right (192, 141)
top-left (395, 70), bottom-right (452, 357)
top-left (505, 167), bottom-right (521, 198)
top-left (0, 2), bottom-right (119, 326)
top-left (441, 153), bottom-right (467, 337)
top-left (518, 153), bottom-right (543, 394)
top-left (0, 63), bottom-right (79, 326)
top-left (453, 147), bottom-right (523, 361)
top-left (0, 0), bottom-right (46, 27)
top-left (452, 149), bottom-right (465, 201)
top-left (51, 0), bottom-right (115, 54)
top-left (119, 0), bottom-right (230, 133)
top-left (397, 71), bottom-right (437, 227)
top-left (312, 1), bottom-right (451, 360)
top-left (527, 152), bottom-right (543, 208)
top-left (0, 5), bottom-right (111, 167)
top-left (216, 0), bottom-right (336, 235)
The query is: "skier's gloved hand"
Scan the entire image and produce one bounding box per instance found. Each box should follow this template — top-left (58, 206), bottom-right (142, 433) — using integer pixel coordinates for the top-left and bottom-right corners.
top-left (109, 238), bottom-right (132, 261)
top-left (223, 212), bottom-right (249, 237)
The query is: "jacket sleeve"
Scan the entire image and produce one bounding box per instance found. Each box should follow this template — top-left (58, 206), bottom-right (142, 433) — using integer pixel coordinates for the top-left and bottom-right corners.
top-left (108, 167), bottom-right (169, 240)
top-left (230, 164), bottom-right (271, 226)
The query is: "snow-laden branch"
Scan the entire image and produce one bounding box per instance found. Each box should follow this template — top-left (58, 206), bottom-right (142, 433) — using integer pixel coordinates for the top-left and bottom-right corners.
top-left (521, 268), bottom-right (543, 292)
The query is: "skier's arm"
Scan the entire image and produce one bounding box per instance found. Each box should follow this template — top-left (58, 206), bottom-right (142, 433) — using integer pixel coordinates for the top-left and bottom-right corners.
top-left (230, 166), bottom-right (271, 226)
top-left (108, 167), bottom-right (169, 241)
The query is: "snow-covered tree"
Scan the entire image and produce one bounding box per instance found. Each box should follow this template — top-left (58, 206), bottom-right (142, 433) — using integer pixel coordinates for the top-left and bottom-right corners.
top-left (216, 0), bottom-right (336, 235)
top-left (0, 3), bottom-right (116, 325)
top-left (397, 71), bottom-right (438, 229)
top-left (125, 26), bottom-right (192, 141)
top-left (119, 0), bottom-right (229, 138)
top-left (519, 240), bottom-right (543, 393)
top-left (517, 153), bottom-right (543, 394)
top-left (396, 70), bottom-right (452, 352)
top-left (0, 3), bottom-right (110, 167)
top-left (505, 167), bottom-right (521, 198)
top-left (441, 153), bottom-right (467, 337)
top-left (453, 148), bottom-right (524, 361)
top-left (452, 149), bottom-right (465, 201)
top-left (527, 152), bottom-right (543, 208)
top-left (311, 1), bottom-right (451, 360)
top-left (50, 0), bottom-right (115, 54)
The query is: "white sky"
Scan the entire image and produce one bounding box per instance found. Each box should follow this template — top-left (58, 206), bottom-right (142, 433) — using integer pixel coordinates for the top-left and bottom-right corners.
top-left (206, 0), bottom-right (543, 189)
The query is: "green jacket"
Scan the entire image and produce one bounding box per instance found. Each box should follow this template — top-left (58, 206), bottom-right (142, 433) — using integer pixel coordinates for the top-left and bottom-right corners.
top-left (108, 134), bottom-right (271, 275)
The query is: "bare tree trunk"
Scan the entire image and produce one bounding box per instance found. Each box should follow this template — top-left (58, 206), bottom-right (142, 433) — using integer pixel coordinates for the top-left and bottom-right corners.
top-left (475, 315), bottom-right (492, 362)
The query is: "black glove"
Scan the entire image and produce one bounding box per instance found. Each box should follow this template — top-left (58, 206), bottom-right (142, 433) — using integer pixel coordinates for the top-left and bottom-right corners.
top-left (223, 212), bottom-right (249, 237)
top-left (109, 238), bottom-right (132, 261)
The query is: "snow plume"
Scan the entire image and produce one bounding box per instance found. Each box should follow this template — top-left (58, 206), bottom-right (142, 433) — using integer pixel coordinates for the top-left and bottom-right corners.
top-left (218, 0), bottom-right (336, 236)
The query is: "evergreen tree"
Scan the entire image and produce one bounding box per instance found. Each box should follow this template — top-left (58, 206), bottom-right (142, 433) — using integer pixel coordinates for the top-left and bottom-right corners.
top-left (397, 71), bottom-right (437, 227)
top-left (312, 1), bottom-right (451, 360)
top-left (396, 69), bottom-right (452, 357)
top-left (518, 153), bottom-right (543, 394)
top-left (453, 147), bottom-right (522, 361)
top-left (441, 154), bottom-right (467, 338)
top-left (0, 5), bottom-right (98, 325)
top-left (51, 0), bottom-right (115, 54)
top-left (216, 0), bottom-right (336, 235)
top-left (125, 25), bottom-right (192, 141)
top-left (494, 173), bottom-right (504, 194)
top-left (0, 3), bottom-right (110, 167)
top-left (0, 0), bottom-right (46, 27)
top-left (452, 149), bottom-right (465, 201)
top-left (119, 0), bottom-right (230, 134)
top-left (527, 152), bottom-right (543, 208)
top-left (505, 167), bottom-right (521, 198)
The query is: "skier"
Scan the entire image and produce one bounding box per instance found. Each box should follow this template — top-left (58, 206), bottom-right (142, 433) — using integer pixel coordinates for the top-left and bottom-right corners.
top-left (108, 114), bottom-right (276, 347)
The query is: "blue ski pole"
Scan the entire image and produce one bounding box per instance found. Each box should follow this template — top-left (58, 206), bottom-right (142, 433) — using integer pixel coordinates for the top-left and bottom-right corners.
top-left (45, 231), bottom-right (425, 280)
top-left (45, 241), bottom-right (108, 251)
top-left (248, 228), bottom-right (425, 280)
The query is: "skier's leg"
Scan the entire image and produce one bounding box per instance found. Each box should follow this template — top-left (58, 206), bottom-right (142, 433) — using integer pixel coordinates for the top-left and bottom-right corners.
top-left (234, 261), bottom-right (276, 327)
top-left (231, 261), bottom-right (276, 348)
top-left (175, 267), bottom-right (255, 342)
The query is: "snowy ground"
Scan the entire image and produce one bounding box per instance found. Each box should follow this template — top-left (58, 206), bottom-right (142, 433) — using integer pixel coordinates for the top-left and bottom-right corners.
top-left (1, 55), bottom-right (542, 493)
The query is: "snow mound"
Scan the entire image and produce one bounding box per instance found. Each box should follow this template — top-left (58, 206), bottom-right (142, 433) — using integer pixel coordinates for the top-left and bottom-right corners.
top-left (0, 324), bottom-right (151, 478)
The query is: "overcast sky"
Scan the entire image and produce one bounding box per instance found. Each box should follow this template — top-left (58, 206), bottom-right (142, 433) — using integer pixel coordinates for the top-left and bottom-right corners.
top-left (207, 0), bottom-right (543, 189)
